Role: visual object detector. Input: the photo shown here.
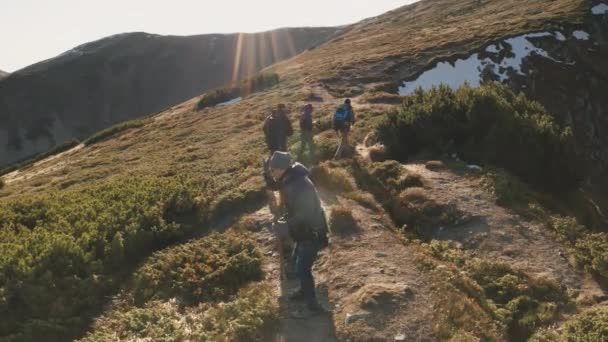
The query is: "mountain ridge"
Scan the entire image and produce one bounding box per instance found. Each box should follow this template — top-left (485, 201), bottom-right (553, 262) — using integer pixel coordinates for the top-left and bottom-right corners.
top-left (0, 27), bottom-right (340, 167)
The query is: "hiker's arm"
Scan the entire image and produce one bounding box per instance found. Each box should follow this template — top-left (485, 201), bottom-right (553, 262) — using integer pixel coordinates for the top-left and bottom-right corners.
top-left (262, 160), bottom-right (279, 191)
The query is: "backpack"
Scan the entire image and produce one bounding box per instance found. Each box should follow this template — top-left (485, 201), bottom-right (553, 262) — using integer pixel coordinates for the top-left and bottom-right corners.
top-left (333, 105), bottom-right (351, 130)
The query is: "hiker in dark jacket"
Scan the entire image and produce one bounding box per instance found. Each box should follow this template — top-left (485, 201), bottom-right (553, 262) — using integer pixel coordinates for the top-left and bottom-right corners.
top-left (267, 151), bottom-right (328, 312)
top-left (333, 99), bottom-right (355, 159)
top-left (263, 103), bottom-right (293, 154)
top-left (298, 104), bottom-right (315, 159)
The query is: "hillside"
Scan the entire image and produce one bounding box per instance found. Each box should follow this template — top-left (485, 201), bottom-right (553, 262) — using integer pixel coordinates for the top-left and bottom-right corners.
top-left (1, 0), bottom-right (608, 341)
top-left (0, 70), bottom-right (8, 79)
top-left (0, 27), bottom-right (339, 168)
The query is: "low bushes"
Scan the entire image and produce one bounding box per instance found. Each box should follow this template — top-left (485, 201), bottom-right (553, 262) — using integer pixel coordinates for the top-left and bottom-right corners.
top-left (0, 176), bottom-right (198, 340)
top-left (82, 231), bottom-right (275, 341)
top-left (132, 231), bottom-right (262, 305)
top-left (426, 241), bottom-right (570, 340)
top-left (377, 83), bottom-right (586, 192)
top-left (83, 118), bottom-right (147, 146)
top-left (531, 306), bottom-right (608, 341)
top-left (197, 72), bottom-right (279, 110)
top-left (549, 216), bottom-right (608, 279)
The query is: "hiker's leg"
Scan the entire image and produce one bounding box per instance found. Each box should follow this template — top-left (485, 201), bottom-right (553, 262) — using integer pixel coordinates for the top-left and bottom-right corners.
top-left (334, 131), bottom-right (344, 159)
top-left (295, 241), bottom-right (317, 305)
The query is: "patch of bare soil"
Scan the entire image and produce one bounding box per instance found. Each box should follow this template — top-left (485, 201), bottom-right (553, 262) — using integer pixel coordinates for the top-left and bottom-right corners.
top-left (404, 163), bottom-right (606, 303)
top-left (319, 197), bottom-right (436, 341)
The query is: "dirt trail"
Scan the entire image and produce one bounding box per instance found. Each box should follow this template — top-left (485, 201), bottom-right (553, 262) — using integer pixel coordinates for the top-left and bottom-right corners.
top-left (317, 194), bottom-right (436, 341)
top-left (2, 143), bottom-right (85, 185)
top-left (246, 192), bottom-right (436, 341)
top-left (404, 162), bottom-right (606, 302)
top-left (248, 207), bottom-right (337, 342)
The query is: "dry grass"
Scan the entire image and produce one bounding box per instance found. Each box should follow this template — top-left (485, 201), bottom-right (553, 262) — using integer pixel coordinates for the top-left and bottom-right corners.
top-left (310, 162), bottom-right (356, 193)
top-left (368, 145), bottom-right (387, 162)
top-left (329, 204), bottom-right (360, 236)
top-left (275, 0), bottom-right (584, 91)
top-left (425, 160), bottom-right (447, 171)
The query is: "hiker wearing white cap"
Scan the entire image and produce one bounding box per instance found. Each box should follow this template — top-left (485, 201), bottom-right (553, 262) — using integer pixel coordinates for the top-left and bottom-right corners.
top-left (266, 151), bottom-right (329, 313)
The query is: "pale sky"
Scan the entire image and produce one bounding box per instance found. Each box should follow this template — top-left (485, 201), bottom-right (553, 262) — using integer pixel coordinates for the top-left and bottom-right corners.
top-left (0, 0), bottom-right (414, 72)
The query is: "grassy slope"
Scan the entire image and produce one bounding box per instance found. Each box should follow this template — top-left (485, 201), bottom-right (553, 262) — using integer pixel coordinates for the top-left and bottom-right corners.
top-left (0, 0), bottom-right (593, 339)
top-left (0, 0), bottom-right (586, 199)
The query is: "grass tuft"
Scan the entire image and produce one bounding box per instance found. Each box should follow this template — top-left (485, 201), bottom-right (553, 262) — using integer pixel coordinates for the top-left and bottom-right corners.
top-left (329, 205), bottom-right (360, 236)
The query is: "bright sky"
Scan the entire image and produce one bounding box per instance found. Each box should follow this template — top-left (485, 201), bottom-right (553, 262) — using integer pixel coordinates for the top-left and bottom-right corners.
top-left (0, 0), bottom-right (414, 72)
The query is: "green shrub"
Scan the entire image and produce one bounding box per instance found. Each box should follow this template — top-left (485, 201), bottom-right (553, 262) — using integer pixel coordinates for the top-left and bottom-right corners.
top-left (426, 241), bottom-right (569, 340)
top-left (573, 233), bottom-right (608, 278)
top-left (81, 284), bottom-right (278, 342)
top-left (0, 176), bottom-right (197, 340)
top-left (562, 306), bottom-right (608, 341)
top-left (132, 231), bottom-right (262, 305)
top-left (549, 216), bottom-right (608, 279)
top-left (378, 83), bottom-right (586, 192)
top-left (83, 119), bottom-right (147, 146)
top-left (196, 72), bottom-right (279, 110)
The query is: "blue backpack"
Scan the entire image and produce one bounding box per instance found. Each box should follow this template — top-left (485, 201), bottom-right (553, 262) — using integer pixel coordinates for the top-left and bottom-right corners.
top-left (333, 105), bottom-right (351, 129)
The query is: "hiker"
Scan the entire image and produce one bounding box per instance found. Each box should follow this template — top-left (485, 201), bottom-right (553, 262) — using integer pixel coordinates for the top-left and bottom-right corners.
top-left (263, 103), bottom-right (293, 155)
top-left (333, 99), bottom-right (355, 159)
top-left (298, 104), bottom-right (315, 159)
top-left (263, 104), bottom-right (294, 214)
top-left (266, 151), bottom-right (329, 313)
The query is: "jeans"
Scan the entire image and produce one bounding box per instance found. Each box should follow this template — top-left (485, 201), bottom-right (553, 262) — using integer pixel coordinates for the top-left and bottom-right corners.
top-left (294, 240), bottom-right (319, 305)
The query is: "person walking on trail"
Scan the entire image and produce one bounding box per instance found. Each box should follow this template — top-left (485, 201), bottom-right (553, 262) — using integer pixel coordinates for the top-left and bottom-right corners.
top-left (263, 104), bottom-right (294, 215)
top-left (263, 103), bottom-right (293, 155)
top-left (298, 104), bottom-right (315, 159)
top-left (266, 151), bottom-right (329, 313)
top-left (333, 99), bottom-right (355, 159)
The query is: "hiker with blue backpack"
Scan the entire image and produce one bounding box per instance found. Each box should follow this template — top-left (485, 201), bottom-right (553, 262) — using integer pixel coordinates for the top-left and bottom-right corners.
top-left (298, 104), bottom-right (315, 159)
top-left (333, 99), bottom-right (356, 159)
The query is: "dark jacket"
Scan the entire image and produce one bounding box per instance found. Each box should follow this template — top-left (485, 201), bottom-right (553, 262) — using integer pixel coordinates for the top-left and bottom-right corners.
top-left (271, 163), bottom-right (327, 242)
top-left (263, 113), bottom-right (293, 152)
top-left (300, 106), bottom-right (313, 132)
